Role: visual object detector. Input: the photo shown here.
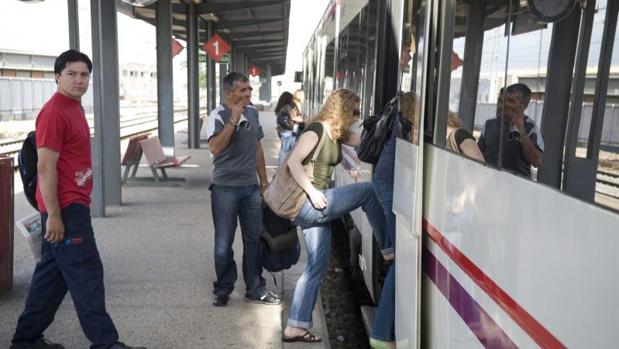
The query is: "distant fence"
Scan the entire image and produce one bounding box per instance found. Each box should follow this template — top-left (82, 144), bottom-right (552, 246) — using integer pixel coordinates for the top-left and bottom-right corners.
top-left (475, 101), bottom-right (619, 150)
top-left (0, 77), bottom-right (93, 121)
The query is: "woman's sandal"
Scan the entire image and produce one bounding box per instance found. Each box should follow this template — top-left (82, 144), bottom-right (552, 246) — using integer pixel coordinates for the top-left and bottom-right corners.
top-left (282, 330), bottom-right (322, 343)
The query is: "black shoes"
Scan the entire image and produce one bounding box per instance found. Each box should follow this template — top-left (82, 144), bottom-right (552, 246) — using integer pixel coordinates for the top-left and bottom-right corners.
top-left (10, 338), bottom-right (65, 349)
top-left (109, 342), bottom-right (146, 349)
top-left (245, 291), bottom-right (281, 305)
top-left (212, 294), bottom-right (230, 307)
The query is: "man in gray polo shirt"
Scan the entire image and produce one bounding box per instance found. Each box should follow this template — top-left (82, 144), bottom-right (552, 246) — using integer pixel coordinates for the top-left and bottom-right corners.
top-left (206, 72), bottom-right (279, 307)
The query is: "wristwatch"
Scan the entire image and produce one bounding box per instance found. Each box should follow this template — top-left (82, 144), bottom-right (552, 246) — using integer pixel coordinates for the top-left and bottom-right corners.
top-left (227, 120), bottom-right (236, 127)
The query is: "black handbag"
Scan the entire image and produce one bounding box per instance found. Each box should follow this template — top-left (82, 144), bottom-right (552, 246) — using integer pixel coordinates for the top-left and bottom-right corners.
top-left (356, 97), bottom-right (399, 164)
top-left (261, 204), bottom-right (300, 272)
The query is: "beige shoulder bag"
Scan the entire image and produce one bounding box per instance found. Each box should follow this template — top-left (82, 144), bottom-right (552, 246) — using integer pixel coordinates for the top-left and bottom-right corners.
top-left (264, 128), bottom-right (327, 220)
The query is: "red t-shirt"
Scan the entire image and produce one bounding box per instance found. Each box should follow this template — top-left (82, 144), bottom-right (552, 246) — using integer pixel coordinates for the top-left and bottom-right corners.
top-left (35, 92), bottom-right (92, 213)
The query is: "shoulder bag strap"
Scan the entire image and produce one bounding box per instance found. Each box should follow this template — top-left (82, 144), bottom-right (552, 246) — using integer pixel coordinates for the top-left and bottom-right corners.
top-left (310, 125), bottom-right (327, 163)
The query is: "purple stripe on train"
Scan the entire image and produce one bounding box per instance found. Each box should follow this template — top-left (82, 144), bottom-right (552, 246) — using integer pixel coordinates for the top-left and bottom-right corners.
top-left (423, 248), bottom-right (519, 349)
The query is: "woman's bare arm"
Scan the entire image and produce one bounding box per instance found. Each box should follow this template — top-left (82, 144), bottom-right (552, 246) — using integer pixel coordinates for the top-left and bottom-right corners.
top-left (287, 130), bottom-right (328, 209)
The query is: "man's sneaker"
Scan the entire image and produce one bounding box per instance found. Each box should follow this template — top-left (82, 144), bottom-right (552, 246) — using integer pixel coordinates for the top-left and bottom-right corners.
top-left (245, 291), bottom-right (281, 305)
top-left (109, 342), bottom-right (146, 349)
top-left (212, 294), bottom-right (230, 307)
top-left (10, 338), bottom-right (65, 349)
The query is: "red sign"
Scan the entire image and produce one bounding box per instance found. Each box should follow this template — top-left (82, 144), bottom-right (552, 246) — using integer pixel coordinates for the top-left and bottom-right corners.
top-left (248, 65), bottom-right (261, 77)
top-left (203, 34), bottom-right (230, 62)
top-left (172, 38), bottom-right (184, 58)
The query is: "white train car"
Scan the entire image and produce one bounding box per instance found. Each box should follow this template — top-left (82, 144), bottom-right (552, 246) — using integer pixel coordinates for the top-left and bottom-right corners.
top-left (303, 0), bottom-right (619, 347)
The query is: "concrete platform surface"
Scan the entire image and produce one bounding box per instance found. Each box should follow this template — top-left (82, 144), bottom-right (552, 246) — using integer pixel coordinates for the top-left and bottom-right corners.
top-left (0, 111), bottom-right (329, 349)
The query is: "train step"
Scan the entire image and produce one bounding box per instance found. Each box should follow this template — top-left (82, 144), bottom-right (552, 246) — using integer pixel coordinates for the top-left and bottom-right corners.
top-left (360, 305), bottom-right (378, 335)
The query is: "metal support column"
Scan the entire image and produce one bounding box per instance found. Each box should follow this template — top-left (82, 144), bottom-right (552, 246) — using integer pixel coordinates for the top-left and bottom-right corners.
top-left (537, 10), bottom-right (581, 188)
top-left (232, 47), bottom-right (243, 73)
top-left (0, 157), bottom-right (14, 296)
top-left (186, 3), bottom-right (200, 148)
top-left (259, 63), bottom-right (272, 102)
top-left (433, 0), bottom-right (456, 146)
top-left (374, 0), bottom-right (399, 111)
top-left (207, 21), bottom-right (217, 111)
top-left (68, 0), bottom-right (80, 50)
top-left (565, 1), bottom-right (618, 200)
top-left (457, 0), bottom-right (486, 131)
top-left (219, 62), bottom-right (228, 103)
top-left (156, 0), bottom-right (175, 156)
top-left (564, 1), bottom-right (596, 197)
top-left (91, 0), bottom-right (121, 213)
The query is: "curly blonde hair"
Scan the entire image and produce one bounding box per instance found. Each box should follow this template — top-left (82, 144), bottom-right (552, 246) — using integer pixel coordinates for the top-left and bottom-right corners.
top-left (312, 89), bottom-right (360, 140)
top-left (400, 92), bottom-right (416, 125)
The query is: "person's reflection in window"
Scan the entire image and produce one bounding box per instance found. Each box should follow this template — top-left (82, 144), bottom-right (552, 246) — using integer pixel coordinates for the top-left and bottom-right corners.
top-left (477, 83), bottom-right (544, 177)
top-left (446, 111), bottom-right (484, 161)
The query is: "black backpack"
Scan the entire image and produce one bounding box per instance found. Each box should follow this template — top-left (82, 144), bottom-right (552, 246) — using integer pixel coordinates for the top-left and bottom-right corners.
top-left (356, 97), bottom-right (399, 164)
top-left (261, 204), bottom-right (300, 272)
top-left (18, 131), bottom-right (39, 211)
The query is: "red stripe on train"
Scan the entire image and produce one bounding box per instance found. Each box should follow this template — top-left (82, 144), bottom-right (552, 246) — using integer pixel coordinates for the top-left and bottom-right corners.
top-left (422, 219), bottom-right (567, 349)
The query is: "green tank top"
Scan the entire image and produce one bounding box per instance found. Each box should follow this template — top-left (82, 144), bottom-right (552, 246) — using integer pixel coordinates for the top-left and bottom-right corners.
top-left (303, 122), bottom-right (342, 190)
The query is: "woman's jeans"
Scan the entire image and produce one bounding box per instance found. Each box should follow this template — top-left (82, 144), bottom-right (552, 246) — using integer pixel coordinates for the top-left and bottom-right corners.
top-left (371, 176), bottom-right (396, 341)
top-left (287, 182), bottom-right (387, 329)
top-left (278, 130), bottom-right (297, 165)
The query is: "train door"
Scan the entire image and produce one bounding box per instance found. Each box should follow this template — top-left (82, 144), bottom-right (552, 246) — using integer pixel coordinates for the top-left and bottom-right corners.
top-left (392, 0), bottom-right (430, 347)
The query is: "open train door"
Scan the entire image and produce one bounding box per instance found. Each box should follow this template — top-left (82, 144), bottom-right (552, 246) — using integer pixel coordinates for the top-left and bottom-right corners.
top-left (391, 0), bottom-right (431, 347)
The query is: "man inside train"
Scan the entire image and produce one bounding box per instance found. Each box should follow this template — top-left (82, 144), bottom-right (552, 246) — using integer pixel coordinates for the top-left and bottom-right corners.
top-left (477, 83), bottom-right (544, 178)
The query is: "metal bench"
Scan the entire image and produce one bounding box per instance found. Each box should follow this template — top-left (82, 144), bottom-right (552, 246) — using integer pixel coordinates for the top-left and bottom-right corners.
top-left (140, 136), bottom-right (191, 182)
top-left (121, 134), bottom-right (149, 184)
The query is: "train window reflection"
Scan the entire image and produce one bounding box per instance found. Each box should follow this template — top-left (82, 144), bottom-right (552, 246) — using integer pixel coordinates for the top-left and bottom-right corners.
top-left (399, 0), bottom-right (422, 145)
top-left (434, 1), bottom-right (512, 164)
top-left (575, 0), bottom-right (610, 160)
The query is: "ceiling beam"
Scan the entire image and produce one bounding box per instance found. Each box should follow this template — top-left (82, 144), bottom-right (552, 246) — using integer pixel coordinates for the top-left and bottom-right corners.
top-left (171, 1), bottom-right (287, 15)
top-left (225, 30), bottom-right (283, 39)
top-left (213, 17), bottom-right (286, 29)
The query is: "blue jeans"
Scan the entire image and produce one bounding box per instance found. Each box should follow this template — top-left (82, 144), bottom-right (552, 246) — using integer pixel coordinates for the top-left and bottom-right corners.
top-left (13, 204), bottom-right (119, 349)
top-left (371, 176), bottom-right (396, 341)
top-left (210, 184), bottom-right (266, 298)
top-left (287, 182), bottom-right (387, 328)
top-left (278, 130), bottom-right (297, 165)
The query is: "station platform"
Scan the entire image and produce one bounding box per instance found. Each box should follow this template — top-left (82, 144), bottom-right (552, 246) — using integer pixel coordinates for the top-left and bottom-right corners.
top-left (0, 112), bottom-right (329, 349)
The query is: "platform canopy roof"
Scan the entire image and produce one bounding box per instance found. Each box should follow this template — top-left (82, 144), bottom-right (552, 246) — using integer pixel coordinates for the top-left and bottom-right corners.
top-left (118, 0), bottom-right (290, 75)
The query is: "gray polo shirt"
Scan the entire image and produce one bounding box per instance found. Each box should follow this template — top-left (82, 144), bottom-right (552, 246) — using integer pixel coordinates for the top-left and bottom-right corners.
top-left (206, 104), bottom-right (264, 186)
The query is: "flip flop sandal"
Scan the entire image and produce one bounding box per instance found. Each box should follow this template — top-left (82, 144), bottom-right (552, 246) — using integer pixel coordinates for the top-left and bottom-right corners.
top-left (282, 330), bottom-right (322, 343)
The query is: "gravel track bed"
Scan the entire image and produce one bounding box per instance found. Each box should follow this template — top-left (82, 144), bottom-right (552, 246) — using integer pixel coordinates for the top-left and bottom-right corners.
top-left (320, 220), bottom-right (373, 349)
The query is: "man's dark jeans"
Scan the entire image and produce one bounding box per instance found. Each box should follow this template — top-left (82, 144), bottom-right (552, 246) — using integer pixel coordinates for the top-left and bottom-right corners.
top-left (13, 203), bottom-right (119, 349)
top-left (210, 184), bottom-right (266, 298)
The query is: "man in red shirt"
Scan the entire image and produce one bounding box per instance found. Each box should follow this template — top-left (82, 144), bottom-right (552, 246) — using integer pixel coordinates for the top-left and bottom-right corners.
top-left (11, 50), bottom-right (144, 349)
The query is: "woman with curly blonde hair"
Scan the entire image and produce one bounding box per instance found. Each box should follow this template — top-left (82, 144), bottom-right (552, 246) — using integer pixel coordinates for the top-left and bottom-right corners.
top-left (282, 89), bottom-right (388, 343)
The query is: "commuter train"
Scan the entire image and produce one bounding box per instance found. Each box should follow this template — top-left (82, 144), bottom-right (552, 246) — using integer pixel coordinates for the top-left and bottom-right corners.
top-left (303, 0), bottom-right (619, 347)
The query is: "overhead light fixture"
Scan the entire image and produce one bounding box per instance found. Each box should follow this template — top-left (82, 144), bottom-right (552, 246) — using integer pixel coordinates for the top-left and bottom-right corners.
top-left (120, 0), bottom-right (157, 7)
top-left (204, 13), bottom-right (219, 22)
top-left (15, 0), bottom-right (47, 3)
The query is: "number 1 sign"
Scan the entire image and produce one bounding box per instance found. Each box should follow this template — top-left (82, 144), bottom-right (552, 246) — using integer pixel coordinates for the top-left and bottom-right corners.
top-left (203, 34), bottom-right (230, 62)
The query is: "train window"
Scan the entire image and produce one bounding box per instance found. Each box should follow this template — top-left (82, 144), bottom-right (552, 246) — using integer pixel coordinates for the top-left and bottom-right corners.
top-left (360, 2), bottom-right (378, 118)
top-left (334, 1), bottom-right (376, 120)
top-left (574, 0), bottom-right (611, 160)
top-left (432, 1), bottom-right (512, 163)
top-left (323, 39), bottom-right (335, 100)
top-left (398, 0), bottom-right (425, 145)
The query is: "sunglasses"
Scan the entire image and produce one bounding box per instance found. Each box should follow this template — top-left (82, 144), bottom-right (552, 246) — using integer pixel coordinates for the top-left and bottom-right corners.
top-left (237, 120), bottom-right (251, 131)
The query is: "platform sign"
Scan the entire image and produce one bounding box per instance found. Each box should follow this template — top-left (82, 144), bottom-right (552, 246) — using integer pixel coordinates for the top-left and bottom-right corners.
top-left (248, 65), bottom-right (261, 77)
top-left (203, 34), bottom-right (230, 62)
top-left (219, 53), bottom-right (230, 64)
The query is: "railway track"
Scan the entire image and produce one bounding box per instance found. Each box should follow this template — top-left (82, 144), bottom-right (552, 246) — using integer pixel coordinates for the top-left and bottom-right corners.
top-left (596, 169), bottom-right (619, 198)
top-left (0, 107), bottom-right (206, 164)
